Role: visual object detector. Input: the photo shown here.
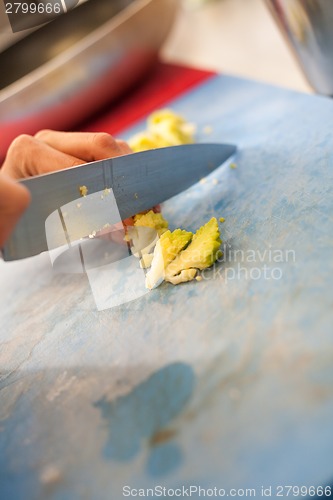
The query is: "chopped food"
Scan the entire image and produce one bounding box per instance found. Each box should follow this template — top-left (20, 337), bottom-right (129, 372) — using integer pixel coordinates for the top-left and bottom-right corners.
top-left (143, 218), bottom-right (222, 290)
top-left (219, 217), bottom-right (225, 223)
top-left (230, 162), bottom-right (237, 169)
top-left (126, 226), bottom-right (158, 258)
top-left (167, 269), bottom-right (197, 285)
top-left (128, 133), bottom-right (163, 152)
top-left (134, 210), bottom-right (169, 236)
top-left (79, 185), bottom-right (88, 197)
top-left (129, 109), bottom-right (196, 153)
top-left (126, 108), bottom-right (223, 290)
top-left (140, 253), bottom-right (154, 269)
top-left (165, 218), bottom-right (221, 284)
top-left (157, 229), bottom-right (193, 266)
top-left (124, 210), bottom-right (168, 260)
top-left (147, 109), bottom-right (196, 144)
top-left (144, 239), bottom-right (165, 290)
top-left (145, 228), bottom-right (193, 290)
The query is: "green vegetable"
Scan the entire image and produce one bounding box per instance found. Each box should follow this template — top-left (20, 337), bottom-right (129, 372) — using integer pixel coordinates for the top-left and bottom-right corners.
top-left (134, 210), bottom-right (168, 236)
top-left (145, 229), bottom-right (193, 290)
top-left (159, 229), bottom-right (193, 266)
top-left (165, 217), bottom-right (221, 282)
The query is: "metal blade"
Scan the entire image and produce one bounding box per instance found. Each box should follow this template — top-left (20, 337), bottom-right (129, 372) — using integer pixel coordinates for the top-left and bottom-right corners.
top-left (2, 143), bottom-right (236, 261)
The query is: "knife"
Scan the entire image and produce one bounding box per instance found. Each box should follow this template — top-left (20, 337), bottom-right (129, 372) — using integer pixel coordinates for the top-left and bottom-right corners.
top-left (2, 143), bottom-right (236, 261)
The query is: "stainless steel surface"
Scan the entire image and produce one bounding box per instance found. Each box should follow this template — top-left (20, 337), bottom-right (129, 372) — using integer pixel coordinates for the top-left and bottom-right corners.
top-left (264, 0), bottom-right (333, 95)
top-left (0, 0), bottom-right (36, 52)
top-left (2, 143), bottom-right (237, 261)
top-left (0, 0), bottom-right (178, 159)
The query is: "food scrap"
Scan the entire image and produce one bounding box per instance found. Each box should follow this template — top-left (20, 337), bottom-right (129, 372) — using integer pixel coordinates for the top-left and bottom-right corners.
top-left (165, 217), bottom-right (221, 284)
top-left (79, 185), bottom-right (88, 197)
top-left (129, 109), bottom-right (196, 153)
top-left (140, 253), bottom-right (154, 269)
top-left (145, 228), bottom-right (193, 289)
top-left (125, 210), bottom-right (169, 258)
top-left (135, 217), bottom-right (222, 290)
top-left (203, 125), bottom-right (213, 135)
top-left (230, 162), bottom-right (237, 169)
top-left (133, 210), bottom-right (168, 236)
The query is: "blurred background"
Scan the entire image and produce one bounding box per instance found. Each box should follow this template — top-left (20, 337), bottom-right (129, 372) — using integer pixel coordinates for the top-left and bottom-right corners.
top-left (0, 0), bottom-right (318, 158)
top-left (162, 0), bottom-right (312, 93)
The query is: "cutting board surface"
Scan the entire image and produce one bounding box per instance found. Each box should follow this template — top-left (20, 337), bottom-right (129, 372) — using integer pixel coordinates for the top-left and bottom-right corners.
top-left (1, 74), bottom-right (333, 499)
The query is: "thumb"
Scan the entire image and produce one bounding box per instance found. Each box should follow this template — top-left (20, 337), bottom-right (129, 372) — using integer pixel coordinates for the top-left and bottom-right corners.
top-left (0, 173), bottom-right (31, 248)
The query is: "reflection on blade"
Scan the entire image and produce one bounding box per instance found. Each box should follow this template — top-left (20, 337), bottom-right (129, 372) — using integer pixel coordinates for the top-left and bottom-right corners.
top-left (45, 188), bottom-right (122, 251)
top-left (47, 188), bottom-right (157, 310)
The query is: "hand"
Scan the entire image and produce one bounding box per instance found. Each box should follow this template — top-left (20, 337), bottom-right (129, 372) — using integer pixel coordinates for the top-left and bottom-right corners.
top-left (2, 130), bottom-right (132, 179)
top-left (0, 131), bottom-right (132, 248)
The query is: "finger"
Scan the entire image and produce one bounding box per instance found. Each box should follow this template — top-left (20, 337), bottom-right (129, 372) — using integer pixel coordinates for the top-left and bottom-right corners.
top-left (115, 139), bottom-right (133, 155)
top-left (34, 131), bottom-right (132, 162)
top-left (2, 135), bottom-right (85, 179)
top-left (0, 173), bottom-right (31, 247)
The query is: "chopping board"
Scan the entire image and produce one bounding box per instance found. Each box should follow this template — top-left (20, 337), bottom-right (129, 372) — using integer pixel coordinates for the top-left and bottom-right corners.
top-left (1, 68), bottom-right (333, 499)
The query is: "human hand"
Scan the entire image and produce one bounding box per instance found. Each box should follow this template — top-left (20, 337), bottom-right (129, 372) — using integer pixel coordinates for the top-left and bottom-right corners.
top-left (1, 130), bottom-right (132, 179)
top-left (0, 131), bottom-right (131, 248)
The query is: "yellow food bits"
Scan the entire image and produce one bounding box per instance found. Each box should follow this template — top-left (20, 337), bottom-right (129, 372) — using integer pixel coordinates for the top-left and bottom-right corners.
top-left (134, 210), bottom-right (169, 236)
top-left (79, 185), bottom-right (88, 197)
top-left (129, 109), bottom-right (196, 153)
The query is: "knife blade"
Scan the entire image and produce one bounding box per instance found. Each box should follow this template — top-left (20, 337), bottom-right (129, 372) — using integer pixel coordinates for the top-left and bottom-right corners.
top-left (2, 143), bottom-right (236, 261)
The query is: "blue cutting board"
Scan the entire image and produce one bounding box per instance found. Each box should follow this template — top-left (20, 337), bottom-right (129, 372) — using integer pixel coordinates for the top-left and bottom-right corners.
top-left (0, 74), bottom-right (333, 500)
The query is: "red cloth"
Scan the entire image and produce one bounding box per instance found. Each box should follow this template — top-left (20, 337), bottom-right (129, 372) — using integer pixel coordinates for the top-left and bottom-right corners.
top-left (80, 61), bottom-right (215, 135)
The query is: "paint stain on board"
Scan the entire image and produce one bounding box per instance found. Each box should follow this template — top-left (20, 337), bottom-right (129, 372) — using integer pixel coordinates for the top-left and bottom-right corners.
top-left (94, 362), bottom-right (195, 476)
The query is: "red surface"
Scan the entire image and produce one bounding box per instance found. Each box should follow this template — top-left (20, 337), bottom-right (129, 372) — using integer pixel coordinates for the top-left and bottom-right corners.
top-left (0, 61), bottom-right (215, 161)
top-left (0, 50), bottom-right (157, 161)
top-left (81, 61), bottom-right (216, 136)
